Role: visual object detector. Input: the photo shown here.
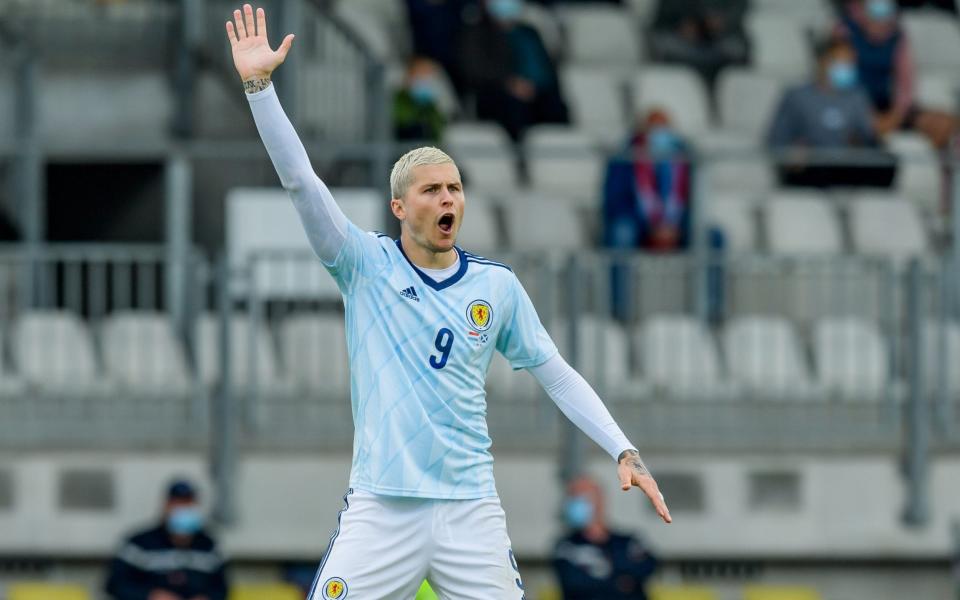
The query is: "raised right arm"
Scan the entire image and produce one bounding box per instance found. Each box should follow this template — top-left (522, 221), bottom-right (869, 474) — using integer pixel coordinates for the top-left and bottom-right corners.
top-left (227, 3), bottom-right (348, 264)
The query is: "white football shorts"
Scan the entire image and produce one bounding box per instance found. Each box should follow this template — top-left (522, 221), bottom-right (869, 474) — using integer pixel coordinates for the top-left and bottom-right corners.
top-left (307, 489), bottom-right (527, 600)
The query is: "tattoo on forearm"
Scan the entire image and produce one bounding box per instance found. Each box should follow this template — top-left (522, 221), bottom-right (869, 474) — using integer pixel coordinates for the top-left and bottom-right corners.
top-left (618, 449), bottom-right (650, 477)
top-left (243, 77), bottom-right (271, 94)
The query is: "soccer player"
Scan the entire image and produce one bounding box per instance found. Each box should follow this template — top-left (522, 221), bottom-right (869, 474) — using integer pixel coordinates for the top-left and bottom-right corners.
top-left (226, 5), bottom-right (671, 598)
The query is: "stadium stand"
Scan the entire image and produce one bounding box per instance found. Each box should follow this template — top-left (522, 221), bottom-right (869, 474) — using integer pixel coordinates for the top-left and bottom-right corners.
top-left (813, 316), bottom-right (892, 401)
top-left (723, 315), bottom-right (821, 400)
top-left (764, 191), bottom-right (844, 255)
top-left (561, 66), bottom-right (630, 144)
top-left (523, 125), bottom-right (605, 204)
top-left (716, 67), bottom-right (785, 141)
top-left (194, 313), bottom-right (293, 395)
top-left (631, 66), bottom-right (712, 137)
top-left (701, 193), bottom-right (758, 253)
top-left (557, 4), bottom-right (645, 69)
top-left (101, 311), bottom-right (194, 398)
top-left (442, 122), bottom-right (521, 193)
top-left (848, 194), bottom-right (929, 262)
top-left (278, 313), bottom-right (350, 400)
top-left (744, 12), bottom-right (814, 79)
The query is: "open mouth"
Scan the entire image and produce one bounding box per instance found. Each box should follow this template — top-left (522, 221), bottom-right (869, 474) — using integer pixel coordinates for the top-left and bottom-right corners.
top-left (438, 213), bottom-right (455, 235)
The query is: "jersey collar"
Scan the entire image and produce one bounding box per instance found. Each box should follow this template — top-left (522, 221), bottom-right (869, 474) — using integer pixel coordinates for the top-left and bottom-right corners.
top-left (395, 239), bottom-right (469, 291)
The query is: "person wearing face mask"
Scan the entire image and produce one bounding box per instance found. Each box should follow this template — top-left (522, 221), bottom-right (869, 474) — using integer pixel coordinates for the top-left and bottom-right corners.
top-left (105, 480), bottom-right (228, 600)
top-left (833, 0), bottom-right (958, 147)
top-left (553, 476), bottom-right (658, 600)
top-left (767, 37), bottom-right (898, 188)
top-left (394, 57), bottom-right (448, 142)
top-left (458, 0), bottom-right (569, 141)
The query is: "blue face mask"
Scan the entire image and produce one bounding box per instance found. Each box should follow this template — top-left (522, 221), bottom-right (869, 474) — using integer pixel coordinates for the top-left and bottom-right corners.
top-left (563, 496), bottom-right (595, 529)
top-left (409, 78), bottom-right (437, 105)
top-left (167, 506), bottom-right (203, 536)
top-left (828, 61), bottom-right (858, 91)
top-left (867, 0), bottom-right (895, 21)
top-left (488, 0), bottom-right (523, 21)
top-left (647, 126), bottom-right (678, 157)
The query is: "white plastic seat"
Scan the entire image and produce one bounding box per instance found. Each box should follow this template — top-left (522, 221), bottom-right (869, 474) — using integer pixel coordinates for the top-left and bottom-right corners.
top-left (11, 310), bottom-right (111, 394)
top-left (443, 123), bottom-right (520, 193)
top-left (702, 157), bottom-right (776, 195)
top-left (765, 191), bottom-right (843, 255)
top-left (101, 311), bottom-right (192, 396)
top-left (638, 315), bottom-right (738, 400)
top-left (887, 132), bottom-right (942, 216)
top-left (749, 0), bottom-right (833, 31)
top-left (723, 316), bottom-right (820, 399)
top-left (631, 66), bottom-right (711, 136)
top-left (502, 197), bottom-right (586, 252)
top-left (194, 313), bottom-right (293, 395)
top-left (552, 316), bottom-right (649, 401)
top-left (902, 12), bottom-right (960, 75)
top-left (814, 317), bottom-right (890, 401)
top-left (716, 67), bottom-right (784, 141)
top-left (334, 3), bottom-right (398, 62)
top-left (561, 67), bottom-right (628, 144)
top-left (279, 314), bottom-right (349, 399)
top-left (524, 125), bottom-right (604, 203)
top-left (916, 72), bottom-right (959, 113)
top-left (849, 195), bottom-right (928, 262)
top-left (702, 194), bottom-right (757, 253)
top-left (456, 196), bottom-right (500, 253)
top-left (745, 13), bottom-right (813, 80)
top-left (559, 5), bottom-right (643, 67)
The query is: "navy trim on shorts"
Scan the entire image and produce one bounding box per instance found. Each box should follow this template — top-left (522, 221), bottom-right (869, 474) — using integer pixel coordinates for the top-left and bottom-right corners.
top-left (307, 488), bottom-right (354, 600)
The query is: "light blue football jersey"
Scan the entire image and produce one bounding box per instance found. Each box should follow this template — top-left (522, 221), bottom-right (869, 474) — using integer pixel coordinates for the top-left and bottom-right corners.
top-left (323, 222), bottom-right (557, 499)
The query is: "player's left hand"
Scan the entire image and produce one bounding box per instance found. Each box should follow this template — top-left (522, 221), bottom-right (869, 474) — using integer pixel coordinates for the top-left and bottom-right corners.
top-left (617, 450), bottom-right (672, 524)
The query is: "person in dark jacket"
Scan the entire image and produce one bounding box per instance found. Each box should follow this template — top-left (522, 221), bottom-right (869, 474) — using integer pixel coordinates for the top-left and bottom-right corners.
top-left (553, 475), bottom-right (658, 600)
top-left (458, 0), bottom-right (568, 140)
top-left (105, 480), bottom-right (227, 600)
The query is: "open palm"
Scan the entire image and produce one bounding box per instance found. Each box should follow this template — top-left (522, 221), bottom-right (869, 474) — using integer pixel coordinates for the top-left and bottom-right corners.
top-left (225, 4), bottom-right (294, 82)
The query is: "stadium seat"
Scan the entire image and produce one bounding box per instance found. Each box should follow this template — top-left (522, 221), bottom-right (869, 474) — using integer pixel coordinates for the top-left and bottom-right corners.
top-left (11, 310), bottom-right (113, 395)
top-left (228, 582), bottom-right (302, 600)
top-left (520, 2), bottom-right (563, 58)
top-left (765, 191), bottom-right (843, 255)
top-left (194, 313), bottom-right (293, 395)
top-left (558, 5), bottom-right (643, 67)
top-left (638, 315), bottom-right (739, 400)
top-left (300, 64), bottom-right (365, 141)
top-left (502, 196), bottom-right (587, 252)
top-left (745, 13), bottom-right (813, 80)
top-left (701, 194), bottom-right (758, 253)
top-left (443, 123), bottom-right (520, 194)
top-left (923, 319), bottom-right (960, 396)
top-left (8, 583), bottom-right (91, 600)
top-left (455, 195), bottom-right (501, 253)
top-left (650, 584), bottom-right (720, 600)
top-left (814, 317), bottom-right (890, 401)
top-left (523, 125), bottom-right (604, 204)
top-left (333, 2), bottom-right (399, 63)
top-left (279, 313), bottom-right (349, 399)
top-left (748, 0), bottom-right (833, 31)
top-left (716, 67), bottom-right (784, 141)
top-left (849, 194), bottom-right (928, 263)
top-left (624, 0), bottom-right (658, 24)
top-left (723, 316), bottom-right (821, 399)
top-left (887, 133), bottom-right (942, 216)
top-left (702, 155), bottom-right (776, 195)
top-left (902, 12), bottom-right (960, 75)
top-left (101, 311), bottom-right (193, 396)
top-left (561, 66), bottom-right (629, 144)
top-left (631, 66), bottom-right (712, 136)
top-left (552, 316), bottom-right (650, 400)
top-left (916, 72), bottom-right (959, 113)
top-left (742, 584), bottom-right (822, 600)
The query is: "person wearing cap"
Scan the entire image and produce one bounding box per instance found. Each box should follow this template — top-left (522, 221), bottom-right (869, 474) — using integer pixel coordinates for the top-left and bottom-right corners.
top-left (552, 475), bottom-right (658, 600)
top-left (105, 480), bottom-right (228, 600)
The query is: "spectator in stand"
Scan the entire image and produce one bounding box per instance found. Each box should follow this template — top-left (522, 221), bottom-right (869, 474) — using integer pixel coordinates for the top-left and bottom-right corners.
top-left (602, 108), bottom-right (691, 254)
top-left (404, 0), bottom-right (470, 92)
top-left (602, 108), bottom-right (691, 321)
top-left (767, 37), bottom-right (897, 188)
top-left (393, 57), bottom-right (448, 142)
top-left (834, 0), bottom-right (958, 147)
top-left (648, 0), bottom-right (749, 88)
top-left (553, 475), bottom-right (658, 600)
top-left (105, 480), bottom-right (227, 600)
top-left (458, 0), bottom-right (568, 141)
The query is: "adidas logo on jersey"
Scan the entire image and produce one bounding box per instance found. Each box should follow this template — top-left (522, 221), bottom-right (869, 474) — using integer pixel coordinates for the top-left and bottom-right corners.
top-left (399, 286), bottom-right (420, 302)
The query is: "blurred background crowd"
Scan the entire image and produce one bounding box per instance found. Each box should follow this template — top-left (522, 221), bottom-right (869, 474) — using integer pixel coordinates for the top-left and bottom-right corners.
top-left (1, 0), bottom-right (960, 599)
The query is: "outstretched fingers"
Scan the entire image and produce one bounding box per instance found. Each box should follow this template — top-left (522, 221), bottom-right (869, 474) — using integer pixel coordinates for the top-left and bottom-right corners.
top-left (233, 8), bottom-right (247, 39)
top-left (225, 20), bottom-right (238, 45)
top-left (257, 6), bottom-right (267, 38)
top-left (277, 33), bottom-right (295, 61)
top-left (243, 4), bottom-right (257, 37)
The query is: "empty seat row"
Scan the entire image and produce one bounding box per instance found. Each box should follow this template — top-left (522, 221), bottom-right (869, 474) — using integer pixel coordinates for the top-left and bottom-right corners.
top-left (490, 314), bottom-right (960, 403)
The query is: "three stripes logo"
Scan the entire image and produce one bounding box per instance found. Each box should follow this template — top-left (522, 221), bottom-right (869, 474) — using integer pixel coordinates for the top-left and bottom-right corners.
top-left (399, 286), bottom-right (420, 302)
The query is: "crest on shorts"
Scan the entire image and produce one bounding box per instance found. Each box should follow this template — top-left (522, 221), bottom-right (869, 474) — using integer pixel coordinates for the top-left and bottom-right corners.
top-left (466, 299), bottom-right (493, 332)
top-left (323, 577), bottom-right (347, 599)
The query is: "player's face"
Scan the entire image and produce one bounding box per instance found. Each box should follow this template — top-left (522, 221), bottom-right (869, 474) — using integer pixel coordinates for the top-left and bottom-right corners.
top-left (395, 163), bottom-right (465, 254)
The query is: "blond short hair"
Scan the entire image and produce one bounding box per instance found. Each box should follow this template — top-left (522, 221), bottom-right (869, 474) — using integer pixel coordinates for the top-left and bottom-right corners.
top-left (390, 146), bottom-right (458, 199)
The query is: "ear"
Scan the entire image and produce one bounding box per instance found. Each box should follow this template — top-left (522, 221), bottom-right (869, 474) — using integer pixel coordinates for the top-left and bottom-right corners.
top-left (390, 197), bottom-right (405, 221)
